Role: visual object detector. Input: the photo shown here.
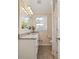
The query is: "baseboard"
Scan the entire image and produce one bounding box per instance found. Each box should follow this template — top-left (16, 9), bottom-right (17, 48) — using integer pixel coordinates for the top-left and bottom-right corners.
top-left (39, 44), bottom-right (52, 46)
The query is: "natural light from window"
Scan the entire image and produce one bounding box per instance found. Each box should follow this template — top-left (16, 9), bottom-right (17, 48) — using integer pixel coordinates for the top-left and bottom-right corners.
top-left (36, 16), bottom-right (47, 31)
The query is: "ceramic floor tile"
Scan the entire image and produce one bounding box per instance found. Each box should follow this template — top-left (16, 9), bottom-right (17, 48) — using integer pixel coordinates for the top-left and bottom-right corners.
top-left (37, 46), bottom-right (54, 59)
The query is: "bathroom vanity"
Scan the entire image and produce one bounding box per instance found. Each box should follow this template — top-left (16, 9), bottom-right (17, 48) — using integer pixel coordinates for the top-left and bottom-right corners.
top-left (18, 33), bottom-right (39, 59)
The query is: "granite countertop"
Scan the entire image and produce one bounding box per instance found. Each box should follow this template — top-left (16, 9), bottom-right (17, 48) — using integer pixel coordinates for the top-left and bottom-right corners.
top-left (18, 32), bottom-right (39, 39)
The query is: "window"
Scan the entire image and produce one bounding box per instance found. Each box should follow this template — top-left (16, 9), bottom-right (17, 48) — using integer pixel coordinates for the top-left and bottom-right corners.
top-left (36, 16), bottom-right (47, 31)
top-left (21, 16), bottom-right (29, 29)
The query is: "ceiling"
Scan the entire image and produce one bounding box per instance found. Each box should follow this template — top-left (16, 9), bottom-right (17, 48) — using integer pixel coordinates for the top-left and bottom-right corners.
top-left (26, 0), bottom-right (53, 14)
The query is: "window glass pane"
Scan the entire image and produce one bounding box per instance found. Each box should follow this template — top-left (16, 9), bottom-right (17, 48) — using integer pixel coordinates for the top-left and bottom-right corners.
top-left (21, 16), bottom-right (29, 29)
top-left (36, 16), bottom-right (47, 31)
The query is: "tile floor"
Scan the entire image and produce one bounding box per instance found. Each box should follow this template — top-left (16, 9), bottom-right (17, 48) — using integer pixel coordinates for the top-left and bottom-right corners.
top-left (37, 46), bottom-right (54, 59)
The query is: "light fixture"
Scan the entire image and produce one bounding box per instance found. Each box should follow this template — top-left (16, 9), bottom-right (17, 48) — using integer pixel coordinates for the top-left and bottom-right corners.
top-left (21, 7), bottom-right (28, 15)
top-left (21, 6), bottom-right (33, 16)
top-left (21, 0), bottom-right (33, 16)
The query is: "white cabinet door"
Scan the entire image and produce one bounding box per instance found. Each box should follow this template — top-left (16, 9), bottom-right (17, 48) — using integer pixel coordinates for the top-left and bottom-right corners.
top-left (18, 39), bottom-right (37, 59)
